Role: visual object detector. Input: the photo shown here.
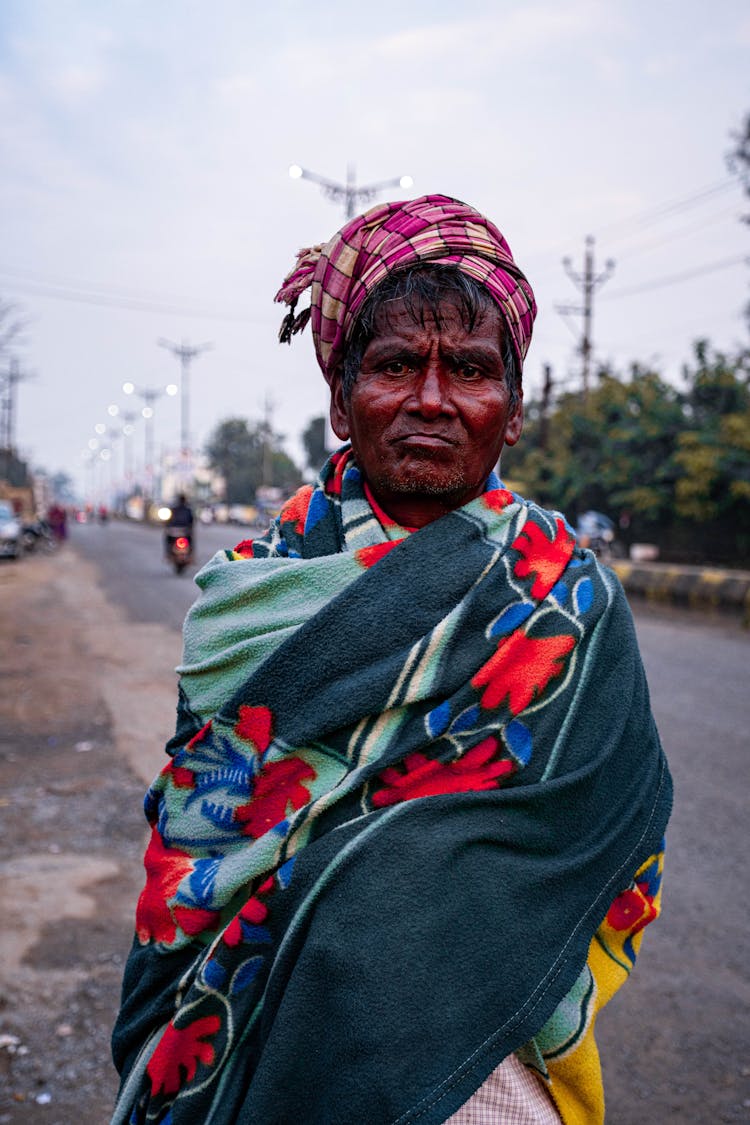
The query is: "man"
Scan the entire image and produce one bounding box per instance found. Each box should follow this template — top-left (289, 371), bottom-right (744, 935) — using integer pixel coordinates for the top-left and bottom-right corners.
top-left (164, 493), bottom-right (194, 557)
top-left (112, 196), bottom-right (671, 1125)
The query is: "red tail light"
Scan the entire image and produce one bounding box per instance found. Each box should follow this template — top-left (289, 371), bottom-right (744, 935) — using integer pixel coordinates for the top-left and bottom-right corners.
top-left (175, 537), bottom-right (190, 550)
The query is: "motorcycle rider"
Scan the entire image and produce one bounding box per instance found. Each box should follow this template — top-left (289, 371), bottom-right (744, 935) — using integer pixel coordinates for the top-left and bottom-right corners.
top-left (164, 493), bottom-right (194, 558)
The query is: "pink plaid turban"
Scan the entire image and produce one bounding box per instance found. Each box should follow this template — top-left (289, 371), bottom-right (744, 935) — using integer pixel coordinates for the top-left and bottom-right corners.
top-left (275, 194), bottom-right (536, 384)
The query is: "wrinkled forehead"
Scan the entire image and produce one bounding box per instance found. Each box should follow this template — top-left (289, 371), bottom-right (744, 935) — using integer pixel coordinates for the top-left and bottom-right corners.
top-left (367, 291), bottom-right (505, 343)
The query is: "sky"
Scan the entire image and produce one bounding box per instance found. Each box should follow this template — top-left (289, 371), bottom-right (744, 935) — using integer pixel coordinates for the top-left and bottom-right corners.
top-left (0, 0), bottom-right (748, 498)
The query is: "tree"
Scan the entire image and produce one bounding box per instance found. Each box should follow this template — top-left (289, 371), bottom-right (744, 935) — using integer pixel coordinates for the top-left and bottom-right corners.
top-left (505, 364), bottom-right (684, 533)
top-left (503, 348), bottom-right (750, 564)
top-left (301, 415), bottom-right (329, 473)
top-left (673, 342), bottom-right (750, 549)
top-left (727, 110), bottom-right (750, 223)
top-left (727, 111), bottom-right (750, 329)
top-left (0, 299), bottom-right (24, 356)
top-left (205, 418), bottom-right (301, 505)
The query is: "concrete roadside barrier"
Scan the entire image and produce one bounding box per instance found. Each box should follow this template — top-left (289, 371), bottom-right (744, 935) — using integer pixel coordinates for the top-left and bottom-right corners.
top-left (610, 560), bottom-right (750, 622)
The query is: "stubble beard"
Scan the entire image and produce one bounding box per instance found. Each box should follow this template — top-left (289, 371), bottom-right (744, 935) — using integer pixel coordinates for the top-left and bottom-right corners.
top-left (367, 451), bottom-right (477, 503)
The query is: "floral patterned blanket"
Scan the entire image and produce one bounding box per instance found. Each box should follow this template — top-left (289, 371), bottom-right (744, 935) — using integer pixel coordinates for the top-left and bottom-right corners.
top-left (112, 449), bottom-right (672, 1125)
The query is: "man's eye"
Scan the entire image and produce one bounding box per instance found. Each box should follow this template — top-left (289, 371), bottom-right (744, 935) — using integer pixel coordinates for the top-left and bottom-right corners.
top-left (455, 363), bottom-right (482, 380)
top-left (382, 360), bottom-right (411, 376)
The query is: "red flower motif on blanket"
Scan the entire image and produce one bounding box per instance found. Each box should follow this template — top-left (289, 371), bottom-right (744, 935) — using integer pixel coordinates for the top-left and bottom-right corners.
top-left (355, 539), bottom-right (405, 569)
top-left (234, 705), bottom-right (273, 753)
top-left (512, 518), bottom-right (575, 599)
top-left (147, 1015), bottom-right (221, 1097)
top-left (173, 905), bottom-right (221, 937)
top-left (606, 882), bottom-right (658, 935)
top-left (279, 484), bottom-right (314, 534)
top-left (186, 719), bottom-right (213, 751)
top-left (233, 539), bottom-right (255, 558)
top-left (223, 876), bottom-right (275, 947)
top-left (482, 488), bottom-right (514, 512)
top-left (472, 630), bottom-right (575, 714)
top-left (326, 448), bottom-right (351, 495)
top-left (163, 761), bottom-right (196, 789)
top-left (371, 738), bottom-right (514, 808)
top-left (136, 829), bottom-right (194, 944)
top-left (234, 758), bottom-right (316, 838)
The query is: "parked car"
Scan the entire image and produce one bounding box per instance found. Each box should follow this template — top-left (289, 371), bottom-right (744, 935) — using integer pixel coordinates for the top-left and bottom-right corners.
top-left (0, 500), bottom-right (22, 559)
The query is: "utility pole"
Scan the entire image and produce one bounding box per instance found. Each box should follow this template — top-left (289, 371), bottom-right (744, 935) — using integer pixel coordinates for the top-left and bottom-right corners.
top-left (157, 338), bottom-right (213, 466)
top-left (557, 237), bottom-right (615, 401)
top-left (289, 162), bottom-right (413, 219)
top-left (1, 357), bottom-right (28, 454)
top-left (538, 364), bottom-right (553, 451)
top-left (261, 394), bottom-right (274, 486)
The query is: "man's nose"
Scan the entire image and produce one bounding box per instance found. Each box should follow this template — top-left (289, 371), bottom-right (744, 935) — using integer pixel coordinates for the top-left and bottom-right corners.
top-left (411, 362), bottom-right (454, 417)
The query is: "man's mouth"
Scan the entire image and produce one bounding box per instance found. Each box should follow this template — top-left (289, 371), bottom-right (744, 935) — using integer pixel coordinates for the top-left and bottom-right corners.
top-left (393, 432), bottom-right (457, 450)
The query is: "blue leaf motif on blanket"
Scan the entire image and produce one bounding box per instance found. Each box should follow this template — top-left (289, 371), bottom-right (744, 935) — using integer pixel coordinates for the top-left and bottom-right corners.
top-left (489, 601), bottom-right (534, 637)
top-left (182, 734), bottom-right (258, 812)
top-left (426, 701), bottom-right (452, 738)
top-left (189, 859), bottom-right (222, 907)
top-left (505, 719), bottom-right (533, 765)
top-left (573, 577), bottom-right (594, 615)
top-left (550, 580), bottom-right (569, 605)
top-left (450, 704), bottom-right (482, 733)
top-left (305, 487), bottom-right (330, 531)
top-left (231, 956), bottom-right (265, 994)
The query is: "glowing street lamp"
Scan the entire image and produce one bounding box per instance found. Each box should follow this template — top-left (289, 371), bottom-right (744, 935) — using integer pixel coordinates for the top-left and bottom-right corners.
top-left (122, 382), bottom-right (174, 513)
top-left (288, 162), bottom-right (413, 219)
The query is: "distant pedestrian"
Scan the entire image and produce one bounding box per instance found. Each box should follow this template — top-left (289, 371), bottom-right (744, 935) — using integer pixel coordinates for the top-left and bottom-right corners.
top-left (46, 503), bottom-right (67, 541)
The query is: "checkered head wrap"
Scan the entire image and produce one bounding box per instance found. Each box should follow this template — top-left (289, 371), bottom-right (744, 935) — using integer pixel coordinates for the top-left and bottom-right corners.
top-left (275, 193), bottom-right (536, 384)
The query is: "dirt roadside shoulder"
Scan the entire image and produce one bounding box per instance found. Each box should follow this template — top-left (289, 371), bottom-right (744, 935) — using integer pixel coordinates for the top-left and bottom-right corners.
top-left (0, 549), bottom-right (182, 1123)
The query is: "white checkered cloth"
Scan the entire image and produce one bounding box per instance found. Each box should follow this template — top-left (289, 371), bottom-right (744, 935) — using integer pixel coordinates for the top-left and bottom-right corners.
top-left (444, 1052), bottom-right (562, 1124)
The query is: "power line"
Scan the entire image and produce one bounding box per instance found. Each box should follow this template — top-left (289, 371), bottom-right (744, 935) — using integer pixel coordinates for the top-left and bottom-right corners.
top-left (607, 203), bottom-right (741, 260)
top-left (599, 254), bottom-right (748, 300)
top-left (594, 178), bottom-right (738, 241)
top-left (0, 272), bottom-right (265, 323)
top-left (523, 178), bottom-right (740, 268)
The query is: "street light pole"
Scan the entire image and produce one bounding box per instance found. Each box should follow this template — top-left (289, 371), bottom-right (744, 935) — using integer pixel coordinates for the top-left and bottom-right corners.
top-left (122, 382), bottom-right (177, 518)
top-left (288, 163), bottom-right (413, 218)
top-left (157, 338), bottom-right (212, 470)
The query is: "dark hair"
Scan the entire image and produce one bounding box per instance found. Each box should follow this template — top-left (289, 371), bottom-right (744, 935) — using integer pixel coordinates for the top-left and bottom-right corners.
top-left (340, 264), bottom-right (520, 406)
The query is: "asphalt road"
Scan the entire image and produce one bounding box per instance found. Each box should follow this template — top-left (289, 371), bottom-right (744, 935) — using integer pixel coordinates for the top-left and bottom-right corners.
top-left (69, 518), bottom-right (750, 1123)
top-left (69, 517), bottom-right (244, 628)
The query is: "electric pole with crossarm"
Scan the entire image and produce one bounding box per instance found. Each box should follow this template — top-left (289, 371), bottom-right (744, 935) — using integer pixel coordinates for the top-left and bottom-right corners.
top-left (157, 337), bottom-right (213, 464)
top-left (557, 237), bottom-right (615, 402)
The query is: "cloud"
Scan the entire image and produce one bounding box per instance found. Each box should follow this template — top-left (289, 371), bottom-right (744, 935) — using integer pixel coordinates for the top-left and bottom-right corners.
top-left (49, 62), bottom-right (106, 101)
top-left (374, 1), bottom-right (618, 63)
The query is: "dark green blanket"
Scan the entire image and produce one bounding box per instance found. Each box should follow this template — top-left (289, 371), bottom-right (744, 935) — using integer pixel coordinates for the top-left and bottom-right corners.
top-left (112, 450), bottom-right (671, 1124)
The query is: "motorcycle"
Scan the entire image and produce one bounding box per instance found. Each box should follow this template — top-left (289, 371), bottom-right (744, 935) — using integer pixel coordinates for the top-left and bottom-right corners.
top-left (22, 518), bottom-right (58, 554)
top-left (165, 527), bottom-right (193, 574)
top-left (575, 510), bottom-right (624, 561)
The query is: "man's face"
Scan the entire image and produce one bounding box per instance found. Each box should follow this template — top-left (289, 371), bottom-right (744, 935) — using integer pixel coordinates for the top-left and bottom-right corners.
top-left (330, 296), bottom-right (523, 527)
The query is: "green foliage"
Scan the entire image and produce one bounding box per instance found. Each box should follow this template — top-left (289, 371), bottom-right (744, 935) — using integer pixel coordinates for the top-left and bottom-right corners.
top-left (205, 417), bottom-right (301, 505)
top-left (674, 342), bottom-right (750, 527)
top-left (504, 342), bottom-right (750, 563)
top-left (727, 110), bottom-right (750, 222)
top-left (301, 415), bottom-right (329, 473)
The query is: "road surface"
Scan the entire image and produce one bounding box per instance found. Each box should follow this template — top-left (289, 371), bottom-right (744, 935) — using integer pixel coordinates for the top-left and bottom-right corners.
top-left (1, 521), bottom-right (747, 1122)
top-left (72, 518), bottom-right (750, 1122)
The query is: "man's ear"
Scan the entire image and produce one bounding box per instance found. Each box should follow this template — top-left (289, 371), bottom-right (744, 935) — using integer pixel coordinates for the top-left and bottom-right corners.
top-left (329, 374), bottom-right (350, 441)
top-left (504, 394), bottom-right (524, 447)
